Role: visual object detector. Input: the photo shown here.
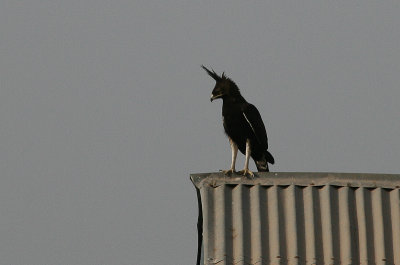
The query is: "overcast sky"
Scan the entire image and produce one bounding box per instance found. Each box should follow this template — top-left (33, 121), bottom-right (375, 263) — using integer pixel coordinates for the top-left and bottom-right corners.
top-left (1, 1), bottom-right (400, 264)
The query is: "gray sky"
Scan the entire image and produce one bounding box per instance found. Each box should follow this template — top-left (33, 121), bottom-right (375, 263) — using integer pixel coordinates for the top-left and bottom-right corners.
top-left (1, 1), bottom-right (399, 264)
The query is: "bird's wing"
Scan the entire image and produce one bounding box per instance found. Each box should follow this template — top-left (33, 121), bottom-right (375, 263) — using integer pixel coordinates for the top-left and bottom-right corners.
top-left (242, 104), bottom-right (269, 149)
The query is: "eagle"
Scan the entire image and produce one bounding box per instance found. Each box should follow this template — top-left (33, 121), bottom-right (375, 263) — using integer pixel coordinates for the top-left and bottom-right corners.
top-left (202, 65), bottom-right (274, 177)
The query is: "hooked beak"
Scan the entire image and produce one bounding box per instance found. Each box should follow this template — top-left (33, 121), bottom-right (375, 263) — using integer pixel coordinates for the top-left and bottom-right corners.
top-left (210, 94), bottom-right (223, 102)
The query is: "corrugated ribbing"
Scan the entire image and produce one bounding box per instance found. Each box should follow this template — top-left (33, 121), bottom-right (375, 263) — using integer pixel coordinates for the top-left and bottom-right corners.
top-left (355, 188), bottom-right (368, 264)
top-left (231, 184), bottom-right (245, 265)
top-left (268, 185), bottom-right (282, 265)
top-left (250, 185), bottom-right (263, 264)
top-left (390, 189), bottom-right (400, 264)
top-left (193, 173), bottom-right (400, 265)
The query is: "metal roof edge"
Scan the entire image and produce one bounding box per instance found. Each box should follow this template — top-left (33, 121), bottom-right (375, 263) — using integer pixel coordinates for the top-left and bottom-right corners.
top-left (190, 172), bottom-right (400, 189)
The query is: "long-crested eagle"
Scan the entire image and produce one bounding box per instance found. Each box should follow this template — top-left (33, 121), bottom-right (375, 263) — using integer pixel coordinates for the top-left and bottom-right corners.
top-left (202, 65), bottom-right (274, 177)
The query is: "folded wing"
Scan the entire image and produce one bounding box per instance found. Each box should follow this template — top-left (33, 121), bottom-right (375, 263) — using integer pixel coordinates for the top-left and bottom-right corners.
top-left (242, 104), bottom-right (269, 150)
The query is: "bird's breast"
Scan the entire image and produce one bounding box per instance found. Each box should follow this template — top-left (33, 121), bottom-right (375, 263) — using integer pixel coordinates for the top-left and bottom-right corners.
top-left (223, 114), bottom-right (249, 137)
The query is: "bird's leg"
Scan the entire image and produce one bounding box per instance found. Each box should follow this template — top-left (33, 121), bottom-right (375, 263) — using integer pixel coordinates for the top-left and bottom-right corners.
top-left (239, 139), bottom-right (254, 178)
top-left (221, 138), bottom-right (238, 176)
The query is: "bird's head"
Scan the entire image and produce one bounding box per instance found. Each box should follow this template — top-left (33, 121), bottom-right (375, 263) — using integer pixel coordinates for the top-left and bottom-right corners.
top-left (202, 65), bottom-right (240, 102)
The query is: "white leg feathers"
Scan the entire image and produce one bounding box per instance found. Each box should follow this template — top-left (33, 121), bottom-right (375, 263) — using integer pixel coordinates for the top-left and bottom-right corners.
top-left (239, 139), bottom-right (254, 177)
top-left (221, 138), bottom-right (238, 176)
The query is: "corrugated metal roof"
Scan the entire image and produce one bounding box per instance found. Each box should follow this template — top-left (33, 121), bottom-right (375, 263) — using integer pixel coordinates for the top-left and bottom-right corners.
top-left (191, 172), bottom-right (400, 265)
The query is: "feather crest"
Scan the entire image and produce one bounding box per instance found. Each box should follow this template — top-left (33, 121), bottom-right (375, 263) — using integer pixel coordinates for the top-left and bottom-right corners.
top-left (201, 65), bottom-right (220, 81)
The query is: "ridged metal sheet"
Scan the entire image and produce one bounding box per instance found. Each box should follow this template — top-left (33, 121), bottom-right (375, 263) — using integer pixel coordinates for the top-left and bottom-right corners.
top-left (191, 172), bottom-right (400, 265)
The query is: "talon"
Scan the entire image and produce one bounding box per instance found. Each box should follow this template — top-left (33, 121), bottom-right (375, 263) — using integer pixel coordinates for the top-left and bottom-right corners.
top-left (238, 169), bottom-right (255, 178)
top-left (220, 168), bottom-right (236, 176)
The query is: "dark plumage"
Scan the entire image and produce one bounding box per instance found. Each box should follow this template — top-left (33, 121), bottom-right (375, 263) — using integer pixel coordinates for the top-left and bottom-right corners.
top-left (202, 65), bottom-right (274, 177)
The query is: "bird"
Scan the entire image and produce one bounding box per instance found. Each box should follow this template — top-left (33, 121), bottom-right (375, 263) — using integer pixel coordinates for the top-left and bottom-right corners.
top-left (202, 65), bottom-right (274, 177)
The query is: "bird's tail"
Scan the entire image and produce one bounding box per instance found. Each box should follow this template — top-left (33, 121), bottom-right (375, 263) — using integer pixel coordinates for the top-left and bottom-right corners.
top-left (265, 150), bottom-right (275, 164)
top-left (255, 150), bottom-right (275, 172)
